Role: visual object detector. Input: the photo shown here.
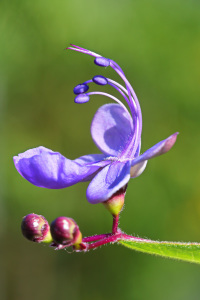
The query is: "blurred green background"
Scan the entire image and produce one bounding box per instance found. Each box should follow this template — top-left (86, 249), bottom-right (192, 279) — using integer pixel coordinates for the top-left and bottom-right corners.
top-left (0, 0), bottom-right (200, 299)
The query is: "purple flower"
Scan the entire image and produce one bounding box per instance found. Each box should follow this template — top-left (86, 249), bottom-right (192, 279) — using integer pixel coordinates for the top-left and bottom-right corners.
top-left (13, 45), bottom-right (178, 204)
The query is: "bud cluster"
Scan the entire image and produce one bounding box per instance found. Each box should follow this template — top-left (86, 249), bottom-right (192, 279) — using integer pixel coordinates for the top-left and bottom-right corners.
top-left (21, 213), bottom-right (83, 250)
top-left (21, 183), bottom-right (127, 251)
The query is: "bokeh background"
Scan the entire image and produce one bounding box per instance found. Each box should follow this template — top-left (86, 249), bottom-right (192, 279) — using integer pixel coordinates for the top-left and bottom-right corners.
top-left (1, 0), bottom-right (200, 299)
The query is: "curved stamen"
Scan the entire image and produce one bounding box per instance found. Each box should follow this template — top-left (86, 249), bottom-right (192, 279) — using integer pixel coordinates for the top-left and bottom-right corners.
top-left (109, 60), bottom-right (142, 157)
top-left (68, 44), bottom-right (101, 58)
top-left (106, 80), bottom-right (138, 148)
top-left (75, 78), bottom-right (135, 114)
top-left (107, 80), bottom-right (131, 108)
top-left (74, 78), bottom-right (132, 113)
top-left (109, 61), bottom-right (142, 123)
top-left (108, 79), bottom-right (136, 109)
top-left (110, 60), bottom-right (125, 75)
top-left (68, 46), bottom-right (135, 111)
top-left (107, 79), bottom-right (137, 127)
top-left (73, 77), bottom-right (138, 152)
top-left (67, 46), bottom-right (138, 110)
top-left (87, 91), bottom-right (130, 117)
top-left (68, 45), bottom-right (142, 157)
top-left (109, 61), bottom-right (133, 108)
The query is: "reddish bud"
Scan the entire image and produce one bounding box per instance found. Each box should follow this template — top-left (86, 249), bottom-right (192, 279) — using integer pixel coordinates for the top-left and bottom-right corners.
top-left (50, 217), bottom-right (82, 246)
top-left (21, 213), bottom-right (52, 243)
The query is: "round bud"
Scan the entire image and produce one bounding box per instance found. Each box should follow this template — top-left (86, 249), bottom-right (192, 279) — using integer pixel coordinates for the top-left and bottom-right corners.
top-left (50, 217), bottom-right (82, 246)
top-left (92, 75), bottom-right (108, 86)
top-left (21, 214), bottom-right (52, 243)
top-left (73, 84), bottom-right (89, 95)
top-left (103, 186), bottom-right (127, 216)
top-left (74, 94), bottom-right (90, 104)
top-left (94, 57), bottom-right (110, 67)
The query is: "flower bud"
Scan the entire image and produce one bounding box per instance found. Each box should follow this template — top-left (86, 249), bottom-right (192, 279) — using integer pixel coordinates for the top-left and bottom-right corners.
top-left (103, 186), bottom-right (127, 216)
top-left (50, 217), bottom-right (82, 246)
top-left (21, 213), bottom-right (52, 243)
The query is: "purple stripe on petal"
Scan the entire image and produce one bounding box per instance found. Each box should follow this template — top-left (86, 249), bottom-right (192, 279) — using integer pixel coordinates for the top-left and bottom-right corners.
top-left (86, 161), bottom-right (131, 204)
top-left (131, 132), bottom-right (179, 167)
top-left (13, 147), bottom-right (109, 189)
top-left (91, 103), bottom-right (134, 157)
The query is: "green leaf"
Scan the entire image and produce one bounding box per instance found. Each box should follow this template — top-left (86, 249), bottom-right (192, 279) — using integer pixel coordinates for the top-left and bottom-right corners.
top-left (119, 238), bottom-right (200, 264)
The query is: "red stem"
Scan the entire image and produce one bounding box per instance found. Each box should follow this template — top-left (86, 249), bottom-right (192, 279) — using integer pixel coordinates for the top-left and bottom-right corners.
top-left (87, 233), bottom-right (122, 250)
top-left (82, 233), bottom-right (112, 243)
top-left (52, 233), bottom-right (147, 251)
top-left (86, 233), bottom-right (145, 250)
top-left (112, 214), bottom-right (119, 234)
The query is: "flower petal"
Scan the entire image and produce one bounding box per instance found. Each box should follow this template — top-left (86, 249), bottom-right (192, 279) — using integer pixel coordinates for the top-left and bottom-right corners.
top-left (130, 160), bottom-right (147, 178)
top-left (131, 132), bottom-right (178, 169)
top-left (91, 103), bottom-right (134, 156)
top-left (13, 147), bottom-right (109, 189)
top-left (86, 160), bottom-right (131, 204)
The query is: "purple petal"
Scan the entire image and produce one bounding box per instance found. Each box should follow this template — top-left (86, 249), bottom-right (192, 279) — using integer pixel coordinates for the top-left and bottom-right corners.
top-left (74, 153), bottom-right (110, 181)
top-left (86, 160), bottom-right (131, 204)
top-left (130, 160), bottom-right (148, 178)
top-left (131, 132), bottom-right (179, 168)
top-left (13, 147), bottom-right (109, 189)
top-left (91, 103), bottom-right (134, 157)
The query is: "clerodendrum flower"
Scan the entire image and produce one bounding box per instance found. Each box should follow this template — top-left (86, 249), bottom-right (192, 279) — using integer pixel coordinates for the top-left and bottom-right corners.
top-left (13, 45), bottom-right (178, 204)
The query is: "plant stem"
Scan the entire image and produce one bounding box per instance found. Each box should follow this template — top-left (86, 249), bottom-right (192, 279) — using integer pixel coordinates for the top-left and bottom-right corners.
top-left (85, 233), bottom-right (146, 251)
top-left (87, 233), bottom-right (122, 250)
top-left (82, 233), bottom-right (112, 243)
top-left (112, 214), bottom-right (119, 234)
